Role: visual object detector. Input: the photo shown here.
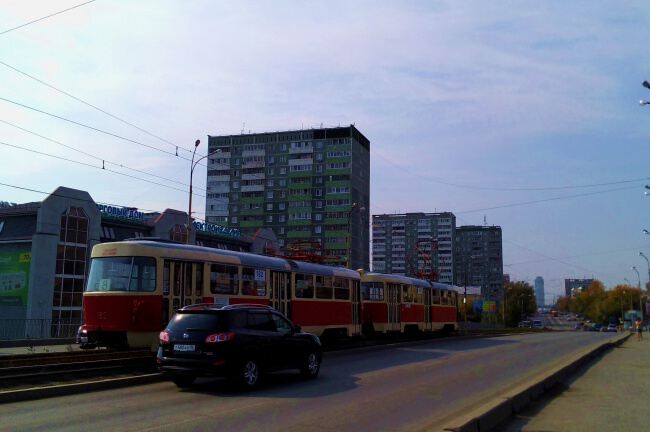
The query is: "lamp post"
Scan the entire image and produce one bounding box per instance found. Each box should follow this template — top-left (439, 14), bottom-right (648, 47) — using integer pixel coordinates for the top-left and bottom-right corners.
top-left (187, 140), bottom-right (220, 244)
top-left (640, 252), bottom-right (650, 292)
top-left (633, 266), bottom-right (643, 321)
top-left (643, 229), bottom-right (650, 236)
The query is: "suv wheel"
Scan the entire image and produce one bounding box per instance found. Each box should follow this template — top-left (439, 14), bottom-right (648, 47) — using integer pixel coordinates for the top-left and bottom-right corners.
top-left (300, 352), bottom-right (320, 379)
top-left (240, 359), bottom-right (260, 389)
top-left (172, 375), bottom-right (195, 388)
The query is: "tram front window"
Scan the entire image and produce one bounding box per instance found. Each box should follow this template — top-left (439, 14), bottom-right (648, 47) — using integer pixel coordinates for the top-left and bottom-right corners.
top-left (86, 257), bottom-right (156, 292)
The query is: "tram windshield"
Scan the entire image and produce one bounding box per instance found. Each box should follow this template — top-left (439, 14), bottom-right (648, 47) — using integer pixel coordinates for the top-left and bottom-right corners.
top-left (86, 257), bottom-right (156, 292)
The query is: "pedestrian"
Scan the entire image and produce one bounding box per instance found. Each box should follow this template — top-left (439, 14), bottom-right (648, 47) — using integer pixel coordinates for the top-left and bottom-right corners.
top-left (636, 318), bottom-right (643, 341)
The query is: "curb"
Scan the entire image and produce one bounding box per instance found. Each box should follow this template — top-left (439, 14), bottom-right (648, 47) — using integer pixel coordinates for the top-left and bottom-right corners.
top-left (441, 333), bottom-right (630, 432)
top-left (0, 373), bottom-right (165, 405)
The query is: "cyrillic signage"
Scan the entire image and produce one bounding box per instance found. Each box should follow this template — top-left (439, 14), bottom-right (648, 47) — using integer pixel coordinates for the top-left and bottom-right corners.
top-left (193, 221), bottom-right (241, 238)
top-left (97, 204), bottom-right (144, 220)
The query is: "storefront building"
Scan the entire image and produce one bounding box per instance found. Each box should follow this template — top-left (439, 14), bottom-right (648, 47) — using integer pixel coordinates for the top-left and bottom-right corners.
top-left (0, 186), bottom-right (274, 340)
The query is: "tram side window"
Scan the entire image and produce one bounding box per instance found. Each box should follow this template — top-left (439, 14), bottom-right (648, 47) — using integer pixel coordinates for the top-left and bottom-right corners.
top-left (403, 285), bottom-right (415, 303)
top-left (361, 282), bottom-right (384, 301)
top-left (414, 286), bottom-right (424, 304)
top-left (316, 276), bottom-right (333, 299)
top-left (210, 264), bottom-right (239, 294)
top-left (195, 264), bottom-right (203, 297)
top-left (333, 277), bottom-right (350, 300)
top-left (295, 273), bottom-right (314, 298)
top-left (241, 267), bottom-right (266, 296)
top-left (130, 257), bottom-right (156, 292)
top-left (432, 289), bottom-right (441, 305)
top-left (441, 290), bottom-right (449, 305)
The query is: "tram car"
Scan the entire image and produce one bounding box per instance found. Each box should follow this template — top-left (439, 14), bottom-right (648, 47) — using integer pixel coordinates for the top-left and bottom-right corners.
top-left (79, 240), bottom-right (457, 350)
top-left (359, 271), bottom-right (458, 334)
top-left (79, 240), bottom-right (361, 349)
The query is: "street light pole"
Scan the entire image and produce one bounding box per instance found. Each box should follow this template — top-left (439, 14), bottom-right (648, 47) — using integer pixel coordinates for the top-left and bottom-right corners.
top-left (633, 266), bottom-right (642, 321)
top-left (640, 252), bottom-right (650, 291)
top-left (187, 140), bottom-right (221, 244)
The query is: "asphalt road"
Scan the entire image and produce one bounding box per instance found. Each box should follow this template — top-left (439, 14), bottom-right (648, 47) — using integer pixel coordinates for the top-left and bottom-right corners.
top-left (0, 332), bottom-right (620, 432)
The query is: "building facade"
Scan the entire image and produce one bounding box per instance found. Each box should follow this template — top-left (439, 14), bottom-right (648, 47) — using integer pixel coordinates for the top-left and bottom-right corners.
top-left (534, 276), bottom-right (545, 307)
top-left (206, 125), bottom-right (370, 270)
top-left (0, 186), bottom-right (266, 340)
top-left (565, 278), bottom-right (594, 297)
top-left (454, 225), bottom-right (504, 300)
top-left (371, 212), bottom-right (455, 283)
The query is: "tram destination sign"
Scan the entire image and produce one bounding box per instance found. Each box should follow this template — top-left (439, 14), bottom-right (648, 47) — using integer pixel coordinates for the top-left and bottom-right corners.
top-left (193, 221), bottom-right (241, 239)
top-left (97, 204), bottom-right (144, 221)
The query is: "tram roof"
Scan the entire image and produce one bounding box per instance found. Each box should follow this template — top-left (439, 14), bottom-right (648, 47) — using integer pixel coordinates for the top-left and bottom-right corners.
top-left (361, 272), bottom-right (433, 287)
top-left (98, 240), bottom-right (292, 271)
top-left (95, 241), bottom-right (361, 277)
top-left (286, 260), bottom-right (360, 279)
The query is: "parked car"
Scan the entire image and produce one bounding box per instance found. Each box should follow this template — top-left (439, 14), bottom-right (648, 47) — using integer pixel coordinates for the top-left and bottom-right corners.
top-left (589, 323), bottom-right (603, 332)
top-left (518, 320), bottom-right (532, 328)
top-left (532, 320), bottom-right (543, 329)
top-left (157, 304), bottom-right (322, 389)
top-left (606, 323), bottom-right (618, 332)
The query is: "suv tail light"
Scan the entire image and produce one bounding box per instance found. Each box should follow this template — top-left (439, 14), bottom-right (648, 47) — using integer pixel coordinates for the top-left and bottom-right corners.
top-left (205, 332), bottom-right (235, 344)
top-left (159, 330), bottom-right (170, 345)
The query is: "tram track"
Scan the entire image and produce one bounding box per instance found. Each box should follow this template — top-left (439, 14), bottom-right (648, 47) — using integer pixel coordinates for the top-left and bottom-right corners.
top-left (0, 329), bottom-right (528, 402)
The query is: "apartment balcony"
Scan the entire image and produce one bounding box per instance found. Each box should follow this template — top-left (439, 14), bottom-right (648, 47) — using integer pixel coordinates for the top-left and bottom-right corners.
top-left (241, 185), bottom-right (265, 193)
top-left (242, 150), bottom-right (265, 157)
top-left (242, 173), bottom-right (265, 180)
top-left (242, 160), bottom-right (265, 168)
top-left (289, 145), bottom-right (313, 154)
top-left (288, 158), bottom-right (314, 166)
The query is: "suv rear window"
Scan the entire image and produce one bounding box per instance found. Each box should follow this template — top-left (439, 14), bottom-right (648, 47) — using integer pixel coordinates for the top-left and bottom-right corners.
top-left (168, 312), bottom-right (228, 332)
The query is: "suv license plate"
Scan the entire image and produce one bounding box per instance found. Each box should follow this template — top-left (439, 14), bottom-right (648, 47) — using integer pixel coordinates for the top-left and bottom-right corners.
top-left (173, 344), bottom-right (195, 352)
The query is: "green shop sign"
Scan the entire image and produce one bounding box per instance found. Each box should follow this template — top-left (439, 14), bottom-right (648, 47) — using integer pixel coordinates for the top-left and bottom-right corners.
top-left (0, 251), bottom-right (31, 306)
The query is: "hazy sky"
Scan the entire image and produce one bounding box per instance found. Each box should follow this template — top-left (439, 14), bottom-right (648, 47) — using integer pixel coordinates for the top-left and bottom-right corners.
top-left (1, 1), bottom-right (649, 301)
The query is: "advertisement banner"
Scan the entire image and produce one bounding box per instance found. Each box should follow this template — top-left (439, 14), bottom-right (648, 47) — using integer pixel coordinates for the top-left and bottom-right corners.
top-left (482, 300), bottom-right (497, 314)
top-left (0, 250), bottom-right (31, 306)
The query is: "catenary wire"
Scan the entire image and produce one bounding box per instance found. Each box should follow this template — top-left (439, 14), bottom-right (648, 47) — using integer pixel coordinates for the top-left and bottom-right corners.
top-left (0, 0), bottom-right (97, 36)
top-left (372, 149), bottom-right (649, 192)
top-left (0, 59), bottom-right (193, 155)
top-left (0, 119), bottom-right (206, 192)
top-left (0, 141), bottom-right (206, 198)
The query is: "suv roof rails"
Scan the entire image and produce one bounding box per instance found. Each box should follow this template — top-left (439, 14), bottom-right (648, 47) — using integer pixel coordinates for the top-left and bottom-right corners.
top-left (221, 304), bottom-right (275, 310)
top-left (178, 303), bottom-right (221, 311)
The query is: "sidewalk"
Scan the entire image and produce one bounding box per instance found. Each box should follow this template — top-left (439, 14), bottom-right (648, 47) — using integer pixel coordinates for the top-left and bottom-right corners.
top-left (502, 334), bottom-right (650, 431)
top-left (0, 342), bottom-right (83, 357)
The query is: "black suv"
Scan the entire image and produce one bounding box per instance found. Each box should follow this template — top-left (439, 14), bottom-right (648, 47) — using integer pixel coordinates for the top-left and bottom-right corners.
top-left (157, 304), bottom-right (322, 389)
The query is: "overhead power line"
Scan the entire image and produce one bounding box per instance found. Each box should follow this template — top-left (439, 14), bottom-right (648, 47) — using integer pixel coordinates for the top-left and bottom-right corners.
top-left (0, 0), bottom-right (97, 36)
top-left (0, 95), bottom-right (189, 160)
top-left (455, 185), bottom-right (640, 214)
top-left (0, 140), bottom-right (206, 199)
top-left (0, 118), bottom-right (205, 192)
top-left (372, 150), bottom-right (649, 192)
top-left (0, 60), bottom-right (193, 155)
top-left (505, 245), bottom-right (650, 267)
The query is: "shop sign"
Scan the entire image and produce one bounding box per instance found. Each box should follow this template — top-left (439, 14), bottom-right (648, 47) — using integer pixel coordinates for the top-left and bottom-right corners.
top-left (97, 204), bottom-right (144, 220)
top-left (193, 221), bottom-right (241, 239)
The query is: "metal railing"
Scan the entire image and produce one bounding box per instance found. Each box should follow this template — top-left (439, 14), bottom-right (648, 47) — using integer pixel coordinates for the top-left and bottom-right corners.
top-left (0, 319), bottom-right (82, 341)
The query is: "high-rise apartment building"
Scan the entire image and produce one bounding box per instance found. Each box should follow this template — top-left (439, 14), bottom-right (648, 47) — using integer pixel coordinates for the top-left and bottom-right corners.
top-left (205, 125), bottom-right (370, 270)
top-left (454, 225), bottom-right (503, 300)
top-left (565, 278), bottom-right (594, 297)
top-left (371, 212), bottom-right (455, 283)
top-left (534, 276), bottom-right (545, 307)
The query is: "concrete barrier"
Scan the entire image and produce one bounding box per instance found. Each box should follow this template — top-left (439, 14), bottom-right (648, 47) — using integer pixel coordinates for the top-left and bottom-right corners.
top-left (442, 333), bottom-right (630, 432)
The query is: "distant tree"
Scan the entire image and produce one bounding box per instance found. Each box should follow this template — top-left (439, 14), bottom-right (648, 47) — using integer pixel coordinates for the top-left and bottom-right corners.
top-left (504, 281), bottom-right (535, 326)
top-left (0, 201), bottom-right (16, 208)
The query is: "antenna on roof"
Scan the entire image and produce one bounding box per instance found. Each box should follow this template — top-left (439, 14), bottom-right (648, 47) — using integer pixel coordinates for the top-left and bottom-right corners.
top-left (241, 122), bottom-right (245, 134)
top-left (483, 215), bottom-right (487, 226)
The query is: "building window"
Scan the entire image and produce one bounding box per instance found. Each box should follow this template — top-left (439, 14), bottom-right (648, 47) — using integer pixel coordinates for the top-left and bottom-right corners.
top-left (279, 203), bottom-right (286, 210)
top-left (280, 167), bottom-right (286, 175)
top-left (279, 215), bottom-right (286, 223)
top-left (267, 179), bottom-right (274, 187)
top-left (169, 224), bottom-right (188, 243)
top-left (53, 207), bottom-right (89, 337)
top-left (314, 225), bottom-right (322, 234)
top-left (315, 213), bottom-right (323, 221)
top-left (266, 215), bottom-right (273, 223)
top-left (266, 203), bottom-right (273, 211)
top-left (266, 191), bottom-right (273, 199)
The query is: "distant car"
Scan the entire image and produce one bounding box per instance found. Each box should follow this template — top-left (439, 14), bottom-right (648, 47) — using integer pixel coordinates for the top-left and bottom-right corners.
top-left (590, 323), bottom-right (603, 332)
top-left (606, 324), bottom-right (618, 332)
top-left (157, 304), bottom-right (322, 389)
top-left (532, 320), bottom-right (543, 329)
top-left (518, 320), bottom-right (532, 328)
top-left (574, 322), bottom-right (584, 330)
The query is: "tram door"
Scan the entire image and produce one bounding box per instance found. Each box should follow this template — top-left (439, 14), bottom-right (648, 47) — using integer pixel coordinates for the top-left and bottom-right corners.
top-left (163, 260), bottom-right (204, 325)
top-left (269, 271), bottom-right (291, 319)
top-left (351, 280), bottom-right (361, 336)
top-left (424, 287), bottom-right (432, 331)
top-left (387, 283), bottom-right (401, 332)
